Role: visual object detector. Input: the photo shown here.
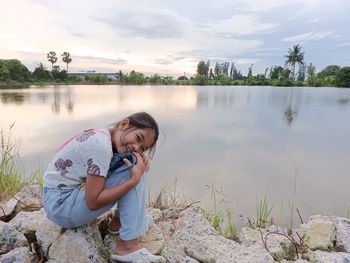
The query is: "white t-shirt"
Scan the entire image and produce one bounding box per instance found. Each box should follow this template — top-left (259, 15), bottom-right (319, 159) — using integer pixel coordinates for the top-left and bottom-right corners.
top-left (44, 128), bottom-right (113, 189)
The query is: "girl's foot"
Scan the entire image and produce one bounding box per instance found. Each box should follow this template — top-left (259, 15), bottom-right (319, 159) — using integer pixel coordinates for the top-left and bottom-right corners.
top-left (111, 239), bottom-right (165, 262)
top-left (115, 239), bottom-right (142, 255)
top-left (108, 215), bottom-right (121, 234)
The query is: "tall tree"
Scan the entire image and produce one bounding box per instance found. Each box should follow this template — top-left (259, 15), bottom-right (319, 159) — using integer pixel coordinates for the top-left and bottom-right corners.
top-left (196, 61), bottom-right (209, 77)
top-left (297, 64), bottom-right (306, 81)
top-left (47, 51), bottom-right (57, 70)
top-left (247, 64), bottom-right (253, 78)
top-left (61, 52), bottom-right (72, 72)
top-left (285, 44), bottom-right (305, 80)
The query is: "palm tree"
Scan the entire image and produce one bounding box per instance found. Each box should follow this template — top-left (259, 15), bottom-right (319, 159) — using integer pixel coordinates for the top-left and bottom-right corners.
top-left (285, 45), bottom-right (305, 80)
top-left (61, 52), bottom-right (72, 72)
top-left (47, 51), bottom-right (57, 70)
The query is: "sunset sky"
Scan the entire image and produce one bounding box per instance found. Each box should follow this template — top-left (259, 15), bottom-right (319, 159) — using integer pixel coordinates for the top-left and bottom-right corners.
top-left (0, 0), bottom-right (349, 76)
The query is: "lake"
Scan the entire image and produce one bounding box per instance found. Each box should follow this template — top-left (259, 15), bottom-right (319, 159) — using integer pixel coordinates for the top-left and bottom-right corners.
top-left (0, 85), bottom-right (349, 225)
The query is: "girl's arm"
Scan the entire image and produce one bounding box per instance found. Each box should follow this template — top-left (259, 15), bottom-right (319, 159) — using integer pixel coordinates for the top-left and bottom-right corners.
top-left (85, 152), bottom-right (146, 210)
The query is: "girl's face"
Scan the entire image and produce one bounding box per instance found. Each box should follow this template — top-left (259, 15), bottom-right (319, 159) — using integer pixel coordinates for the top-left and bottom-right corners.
top-left (112, 119), bottom-right (156, 154)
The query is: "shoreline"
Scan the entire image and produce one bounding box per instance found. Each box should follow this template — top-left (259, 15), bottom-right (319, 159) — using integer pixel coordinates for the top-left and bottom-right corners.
top-left (0, 184), bottom-right (350, 262)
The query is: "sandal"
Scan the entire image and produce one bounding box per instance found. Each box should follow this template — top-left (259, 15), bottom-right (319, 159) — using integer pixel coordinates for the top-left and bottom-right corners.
top-left (110, 248), bottom-right (165, 263)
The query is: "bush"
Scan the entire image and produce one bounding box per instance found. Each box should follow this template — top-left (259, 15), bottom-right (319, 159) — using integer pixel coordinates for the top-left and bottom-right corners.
top-left (335, 67), bottom-right (350, 87)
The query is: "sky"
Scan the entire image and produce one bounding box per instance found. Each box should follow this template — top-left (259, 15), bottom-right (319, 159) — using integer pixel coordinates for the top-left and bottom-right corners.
top-left (0, 0), bottom-right (349, 76)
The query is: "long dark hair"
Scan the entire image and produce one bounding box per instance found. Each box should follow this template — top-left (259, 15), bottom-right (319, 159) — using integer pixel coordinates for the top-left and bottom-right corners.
top-left (118, 112), bottom-right (159, 158)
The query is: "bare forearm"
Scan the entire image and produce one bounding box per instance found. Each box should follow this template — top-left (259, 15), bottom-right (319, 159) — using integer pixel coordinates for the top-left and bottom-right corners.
top-left (87, 179), bottom-right (136, 210)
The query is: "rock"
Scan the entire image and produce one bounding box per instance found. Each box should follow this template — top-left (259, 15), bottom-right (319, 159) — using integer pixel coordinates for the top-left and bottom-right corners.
top-left (313, 216), bottom-right (350, 253)
top-left (301, 216), bottom-right (336, 251)
top-left (0, 220), bottom-right (28, 255)
top-left (308, 250), bottom-right (350, 263)
top-left (185, 235), bottom-right (274, 263)
top-left (14, 184), bottom-right (42, 214)
top-left (160, 244), bottom-right (200, 262)
top-left (0, 193), bottom-right (21, 220)
top-left (139, 224), bottom-right (166, 255)
top-left (170, 207), bottom-right (215, 246)
top-left (240, 227), bottom-right (296, 261)
top-left (10, 209), bottom-right (47, 235)
top-left (0, 247), bottom-right (37, 263)
top-left (148, 208), bottom-right (162, 222)
top-left (333, 217), bottom-right (350, 253)
top-left (35, 219), bottom-right (108, 263)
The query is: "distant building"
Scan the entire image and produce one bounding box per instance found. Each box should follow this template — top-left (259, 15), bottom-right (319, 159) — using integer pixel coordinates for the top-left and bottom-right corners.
top-left (68, 72), bottom-right (119, 80)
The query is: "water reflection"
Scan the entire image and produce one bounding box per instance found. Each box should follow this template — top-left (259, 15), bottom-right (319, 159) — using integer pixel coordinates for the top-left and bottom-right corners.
top-left (336, 97), bottom-right (350, 105)
top-left (0, 85), bottom-right (349, 222)
top-left (283, 88), bottom-right (302, 126)
top-left (51, 87), bottom-right (75, 114)
top-left (1, 92), bottom-right (26, 104)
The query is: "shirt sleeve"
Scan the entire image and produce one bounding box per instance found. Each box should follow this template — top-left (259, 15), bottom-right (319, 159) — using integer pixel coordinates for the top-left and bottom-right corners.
top-left (76, 130), bottom-right (112, 177)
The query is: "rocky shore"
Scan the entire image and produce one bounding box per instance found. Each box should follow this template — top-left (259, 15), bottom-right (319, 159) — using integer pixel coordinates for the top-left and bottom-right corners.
top-left (1, 184), bottom-right (350, 263)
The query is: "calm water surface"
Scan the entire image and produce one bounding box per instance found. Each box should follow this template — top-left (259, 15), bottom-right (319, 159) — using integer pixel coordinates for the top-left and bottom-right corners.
top-left (0, 85), bottom-right (349, 223)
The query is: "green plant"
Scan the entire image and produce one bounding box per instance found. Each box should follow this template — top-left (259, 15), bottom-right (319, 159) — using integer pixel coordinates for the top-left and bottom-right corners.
top-left (224, 208), bottom-right (239, 241)
top-left (0, 123), bottom-right (25, 201)
top-left (30, 167), bottom-right (44, 189)
top-left (205, 182), bottom-right (240, 241)
top-left (257, 195), bottom-right (274, 228)
top-left (247, 194), bottom-right (274, 229)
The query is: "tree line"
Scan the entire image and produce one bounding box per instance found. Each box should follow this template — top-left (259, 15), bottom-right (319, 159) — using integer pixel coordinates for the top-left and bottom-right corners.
top-left (195, 45), bottom-right (350, 87)
top-left (0, 46), bottom-right (349, 87)
top-left (0, 51), bottom-right (73, 83)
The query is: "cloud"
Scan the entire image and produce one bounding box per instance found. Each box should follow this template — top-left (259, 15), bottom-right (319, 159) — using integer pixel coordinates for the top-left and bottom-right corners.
top-left (202, 15), bottom-right (278, 37)
top-left (334, 42), bottom-right (350, 48)
top-left (152, 56), bottom-right (187, 65)
top-left (99, 8), bottom-right (188, 39)
top-left (282, 30), bottom-right (333, 43)
top-left (234, 58), bottom-right (260, 65)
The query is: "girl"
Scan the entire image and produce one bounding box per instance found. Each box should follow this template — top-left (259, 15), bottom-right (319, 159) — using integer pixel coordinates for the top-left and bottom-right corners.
top-left (43, 112), bottom-right (164, 262)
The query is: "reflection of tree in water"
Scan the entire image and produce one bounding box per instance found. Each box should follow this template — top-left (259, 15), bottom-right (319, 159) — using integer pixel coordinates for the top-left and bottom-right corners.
top-left (0, 92), bottom-right (26, 104)
top-left (283, 88), bottom-right (302, 126)
top-left (336, 97), bottom-right (350, 106)
top-left (197, 91), bottom-right (209, 108)
top-left (65, 88), bottom-right (74, 114)
top-left (51, 88), bottom-right (61, 113)
top-left (51, 87), bottom-right (75, 114)
top-left (284, 105), bottom-right (298, 126)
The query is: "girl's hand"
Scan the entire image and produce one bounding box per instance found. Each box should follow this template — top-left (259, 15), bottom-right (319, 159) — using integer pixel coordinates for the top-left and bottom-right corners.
top-left (123, 152), bottom-right (146, 185)
top-left (142, 153), bottom-right (150, 172)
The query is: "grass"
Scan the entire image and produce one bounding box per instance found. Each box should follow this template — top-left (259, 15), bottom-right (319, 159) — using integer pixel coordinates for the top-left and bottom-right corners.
top-left (149, 178), bottom-right (192, 209)
top-left (0, 123), bottom-right (25, 201)
top-left (247, 194), bottom-right (274, 229)
top-left (30, 167), bottom-right (44, 189)
top-left (204, 182), bottom-right (240, 242)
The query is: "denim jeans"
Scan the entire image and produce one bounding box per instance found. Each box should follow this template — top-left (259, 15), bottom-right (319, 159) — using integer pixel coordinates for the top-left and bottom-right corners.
top-left (43, 155), bottom-right (148, 241)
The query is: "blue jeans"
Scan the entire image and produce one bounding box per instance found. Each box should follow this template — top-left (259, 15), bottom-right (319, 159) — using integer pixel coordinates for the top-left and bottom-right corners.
top-left (43, 157), bottom-right (148, 241)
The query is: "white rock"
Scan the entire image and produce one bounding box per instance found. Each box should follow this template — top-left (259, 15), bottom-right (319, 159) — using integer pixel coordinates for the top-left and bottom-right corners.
top-left (240, 227), bottom-right (296, 261)
top-left (0, 220), bottom-right (28, 254)
top-left (311, 250), bottom-right (350, 263)
top-left (301, 217), bottom-right (336, 251)
top-left (9, 209), bottom-right (47, 235)
top-left (35, 220), bottom-right (108, 263)
top-left (0, 247), bottom-right (36, 263)
top-left (148, 208), bottom-right (162, 222)
top-left (0, 193), bottom-right (20, 219)
top-left (306, 215), bottom-right (350, 252)
top-left (186, 235), bottom-right (274, 263)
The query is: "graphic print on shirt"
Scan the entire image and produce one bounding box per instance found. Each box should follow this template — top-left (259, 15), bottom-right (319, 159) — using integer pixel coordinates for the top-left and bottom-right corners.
top-left (54, 158), bottom-right (73, 176)
top-left (87, 158), bottom-right (100, 175)
top-left (76, 130), bottom-right (96, 142)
